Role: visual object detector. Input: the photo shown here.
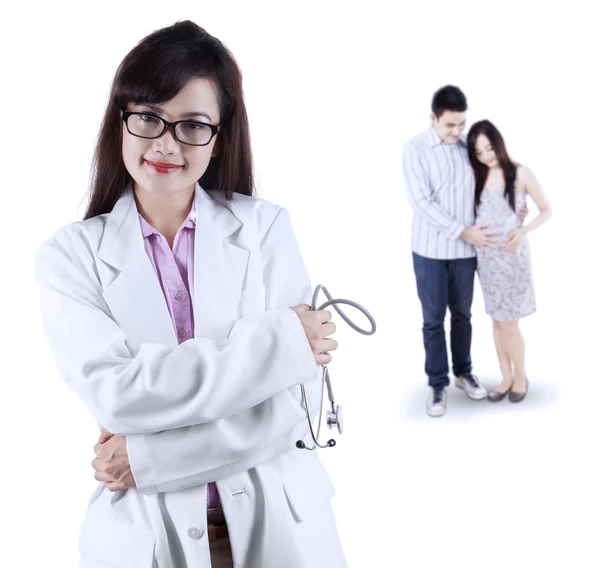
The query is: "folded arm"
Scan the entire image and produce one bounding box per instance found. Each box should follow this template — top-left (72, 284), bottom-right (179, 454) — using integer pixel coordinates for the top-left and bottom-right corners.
top-left (125, 206), bottom-right (324, 493)
top-left (35, 208), bottom-right (317, 436)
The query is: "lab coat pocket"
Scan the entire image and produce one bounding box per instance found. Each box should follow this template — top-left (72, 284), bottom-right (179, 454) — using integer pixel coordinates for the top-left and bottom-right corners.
top-left (238, 283), bottom-right (266, 316)
top-left (79, 515), bottom-right (156, 567)
top-left (281, 450), bottom-right (335, 522)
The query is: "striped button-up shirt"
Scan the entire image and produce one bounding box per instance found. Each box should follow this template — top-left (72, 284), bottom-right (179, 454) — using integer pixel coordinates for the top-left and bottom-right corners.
top-left (403, 126), bottom-right (476, 259)
top-left (137, 198), bottom-right (221, 509)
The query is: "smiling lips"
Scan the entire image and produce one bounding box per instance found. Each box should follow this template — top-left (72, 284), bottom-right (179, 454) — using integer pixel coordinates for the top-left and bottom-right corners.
top-left (146, 160), bottom-right (183, 174)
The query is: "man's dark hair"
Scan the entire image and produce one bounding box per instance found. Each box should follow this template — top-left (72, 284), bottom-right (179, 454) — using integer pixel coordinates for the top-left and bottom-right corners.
top-left (431, 85), bottom-right (467, 117)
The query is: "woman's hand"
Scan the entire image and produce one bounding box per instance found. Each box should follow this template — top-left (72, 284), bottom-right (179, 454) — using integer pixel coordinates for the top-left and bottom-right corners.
top-left (92, 429), bottom-right (136, 492)
top-left (504, 227), bottom-right (527, 252)
top-left (290, 304), bottom-right (338, 365)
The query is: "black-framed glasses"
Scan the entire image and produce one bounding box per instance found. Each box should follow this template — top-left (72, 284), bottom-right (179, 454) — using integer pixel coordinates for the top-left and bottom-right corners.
top-left (121, 110), bottom-right (221, 146)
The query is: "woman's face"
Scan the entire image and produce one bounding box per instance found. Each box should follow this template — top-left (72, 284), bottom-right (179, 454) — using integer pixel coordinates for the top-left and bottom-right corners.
top-left (122, 77), bottom-right (221, 198)
top-left (474, 134), bottom-right (498, 167)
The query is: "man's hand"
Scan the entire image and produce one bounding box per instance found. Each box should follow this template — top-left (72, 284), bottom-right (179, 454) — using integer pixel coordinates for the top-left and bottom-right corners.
top-left (460, 224), bottom-right (502, 248)
top-left (517, 202), bottom-right (529, 221)
top-left (92, 429), bottom-right (136, 492)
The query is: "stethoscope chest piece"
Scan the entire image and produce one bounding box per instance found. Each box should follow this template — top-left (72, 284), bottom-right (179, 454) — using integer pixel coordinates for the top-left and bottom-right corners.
top-left (327, 404), bottom-right (343, 435)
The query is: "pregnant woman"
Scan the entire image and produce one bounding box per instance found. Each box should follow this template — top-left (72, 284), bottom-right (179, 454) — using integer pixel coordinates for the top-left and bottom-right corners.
top-left (467, 120), bottom-right (552, 403)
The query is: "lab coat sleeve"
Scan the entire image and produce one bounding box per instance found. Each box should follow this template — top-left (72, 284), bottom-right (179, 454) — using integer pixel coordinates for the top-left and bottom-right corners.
top-left (403, 141), bottom-right (466, 240)
top-left (34, 213), bottom-right (318, 436)
top-left (125, 207), bottom-right (323, 494)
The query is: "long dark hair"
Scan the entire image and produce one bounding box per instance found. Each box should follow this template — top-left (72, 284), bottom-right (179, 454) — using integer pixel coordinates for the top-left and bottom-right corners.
top-left (467, 120), bottom-right (517, 214)
top-left (84, 20), bottom-right (254, 220)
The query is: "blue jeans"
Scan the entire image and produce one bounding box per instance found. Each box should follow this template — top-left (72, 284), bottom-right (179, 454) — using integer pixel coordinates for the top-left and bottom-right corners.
top-left (412, 252), bottom-right (477, 390)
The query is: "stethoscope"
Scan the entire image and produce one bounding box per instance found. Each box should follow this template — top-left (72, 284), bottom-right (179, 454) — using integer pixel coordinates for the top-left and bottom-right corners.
top-left (296, 284), bottom-right (376, 451)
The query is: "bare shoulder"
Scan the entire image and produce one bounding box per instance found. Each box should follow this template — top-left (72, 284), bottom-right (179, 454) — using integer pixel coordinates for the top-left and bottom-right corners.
top-left (516, 164), bottom-right (537, 183)
top-left (515, 165), bottom-right (539, 194)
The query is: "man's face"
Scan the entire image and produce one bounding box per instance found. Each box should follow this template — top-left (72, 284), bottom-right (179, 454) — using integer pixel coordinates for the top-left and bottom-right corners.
top-left (431, 110), bottom-right (467, 144)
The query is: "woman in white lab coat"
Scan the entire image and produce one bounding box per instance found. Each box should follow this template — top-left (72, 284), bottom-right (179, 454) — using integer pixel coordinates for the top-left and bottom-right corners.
top-left (35, 20), bottom-right (347, 568)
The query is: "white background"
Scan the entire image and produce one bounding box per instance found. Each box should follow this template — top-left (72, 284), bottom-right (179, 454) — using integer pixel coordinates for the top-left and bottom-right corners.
top-left (2, 1), bottom-right (598, 566)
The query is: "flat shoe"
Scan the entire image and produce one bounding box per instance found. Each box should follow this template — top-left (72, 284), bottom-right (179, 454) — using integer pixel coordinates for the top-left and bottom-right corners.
top-left (509, 377), bottom-right (529, 403)
top-left (488, 390), bottom-right (509, 402)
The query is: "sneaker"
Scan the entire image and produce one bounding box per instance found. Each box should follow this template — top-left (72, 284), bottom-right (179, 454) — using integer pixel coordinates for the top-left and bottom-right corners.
top-left (455, 373), bottom-right (487, 400)
top-left (427, 388), bottom-right (447, 417)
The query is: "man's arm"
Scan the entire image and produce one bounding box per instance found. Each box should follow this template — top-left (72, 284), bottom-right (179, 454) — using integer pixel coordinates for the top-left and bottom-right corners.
top-left (403, 141), bottom-right (466, 240)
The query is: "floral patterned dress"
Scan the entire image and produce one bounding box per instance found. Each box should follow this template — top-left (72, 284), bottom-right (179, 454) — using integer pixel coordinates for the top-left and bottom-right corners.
top-left (475, 187), bottom-right (536, 321)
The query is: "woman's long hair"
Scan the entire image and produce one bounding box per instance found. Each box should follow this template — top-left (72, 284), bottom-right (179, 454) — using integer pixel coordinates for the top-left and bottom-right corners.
top-left (467, 120), bottom-right (517, 215)
top-left (84, 20), bottom-right (254, 220)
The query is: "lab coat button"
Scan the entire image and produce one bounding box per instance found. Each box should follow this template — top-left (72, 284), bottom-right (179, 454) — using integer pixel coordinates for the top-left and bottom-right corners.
top-left (175, 292), bottom-right (184, 301)
top-left (187, 527), bottom-right (203, 540)
top-left (178, 329), bottom-right (187, 338)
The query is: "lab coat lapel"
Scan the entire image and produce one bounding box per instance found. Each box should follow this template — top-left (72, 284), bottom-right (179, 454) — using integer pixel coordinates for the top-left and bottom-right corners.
top-left (192, 184), bottom-right (249, 339)
top-left (98, 187), bottom-right (177, 349)
top-left (96, 184), bottom-right (248, 350)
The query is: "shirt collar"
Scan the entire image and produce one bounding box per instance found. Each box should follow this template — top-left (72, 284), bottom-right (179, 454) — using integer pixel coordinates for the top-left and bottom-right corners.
top-left (427, 125), bottom-right (444, 147)
top-left (137, 193), bottom-right (197, 239)
top-left (427, 125), bottom-right (467, 148)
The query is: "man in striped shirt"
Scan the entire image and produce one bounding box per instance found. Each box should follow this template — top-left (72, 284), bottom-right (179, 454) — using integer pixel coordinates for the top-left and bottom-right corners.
top-left (403, 85), bottom-right (496, 417)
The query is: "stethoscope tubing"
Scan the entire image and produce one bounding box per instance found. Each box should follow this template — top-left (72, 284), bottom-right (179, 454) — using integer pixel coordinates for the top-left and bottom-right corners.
top-left (297, 284), bottom-right (376, 450)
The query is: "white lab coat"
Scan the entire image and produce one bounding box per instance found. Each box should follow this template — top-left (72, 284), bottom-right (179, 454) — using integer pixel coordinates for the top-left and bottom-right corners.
top-left (35, 184), bottom-right (348, 568)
